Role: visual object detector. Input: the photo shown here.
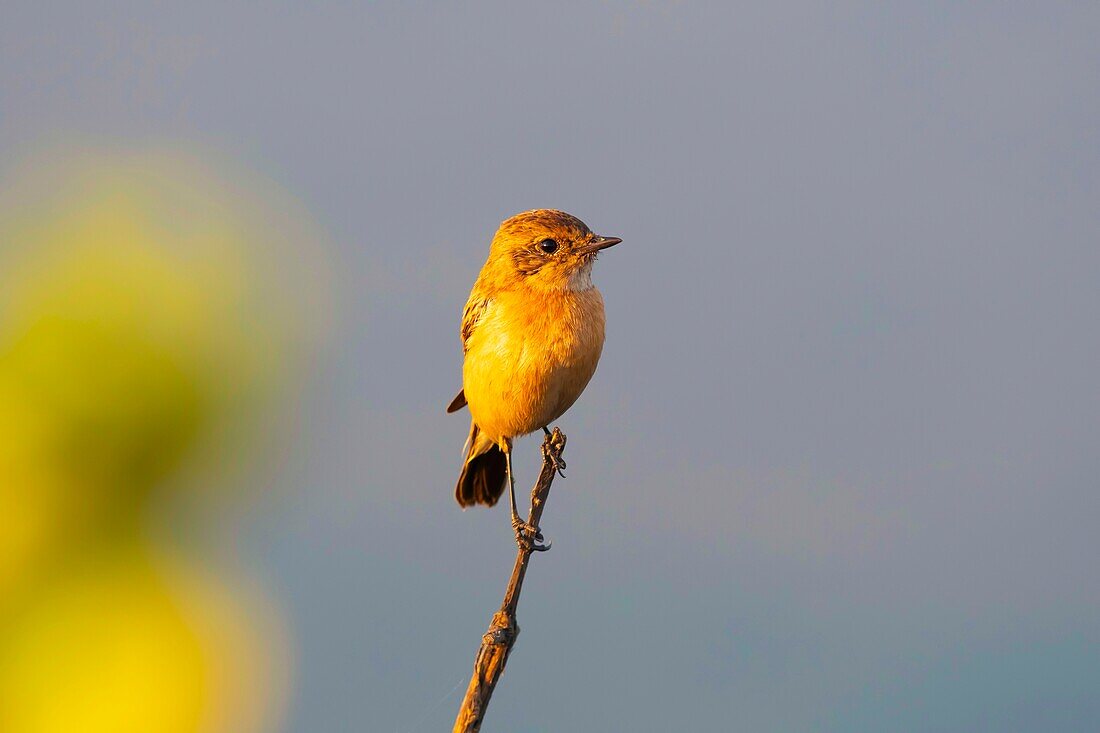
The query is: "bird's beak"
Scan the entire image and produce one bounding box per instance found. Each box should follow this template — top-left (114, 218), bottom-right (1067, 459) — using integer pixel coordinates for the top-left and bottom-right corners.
top-left (580, 236), bottom-right (622, 255)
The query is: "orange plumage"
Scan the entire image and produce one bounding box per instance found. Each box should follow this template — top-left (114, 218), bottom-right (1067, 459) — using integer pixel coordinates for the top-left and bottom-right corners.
top-left (447, 210), bottom-right (620, 542)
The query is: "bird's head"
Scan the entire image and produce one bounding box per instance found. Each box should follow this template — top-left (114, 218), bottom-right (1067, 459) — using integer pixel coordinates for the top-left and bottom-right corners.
top-left (486, 209), bottom-right (621, 292)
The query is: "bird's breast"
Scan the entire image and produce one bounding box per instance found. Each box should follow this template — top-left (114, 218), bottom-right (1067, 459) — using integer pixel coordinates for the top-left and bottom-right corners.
top-left (463, 287), bottom-right (605, 440)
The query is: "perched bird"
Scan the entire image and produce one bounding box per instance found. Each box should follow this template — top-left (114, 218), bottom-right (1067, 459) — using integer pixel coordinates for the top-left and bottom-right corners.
top-left (447, 209), bottom-right (621, 550)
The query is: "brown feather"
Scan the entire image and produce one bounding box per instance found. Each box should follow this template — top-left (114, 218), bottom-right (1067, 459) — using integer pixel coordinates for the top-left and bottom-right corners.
top-left (455, 443), bottom-right (507, 507)
top-left (446, 389), bottom-right (467, 413)
top-left (460, 296), bottom-right (491, 353)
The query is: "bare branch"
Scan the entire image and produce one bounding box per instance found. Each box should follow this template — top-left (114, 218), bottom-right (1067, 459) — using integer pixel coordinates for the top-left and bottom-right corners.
top-left (452, 428), bottom-right (567, 733)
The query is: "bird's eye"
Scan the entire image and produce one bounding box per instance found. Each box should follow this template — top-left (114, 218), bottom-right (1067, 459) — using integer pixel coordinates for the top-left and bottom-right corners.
top-left (538, 238), bottom-right (559, 254)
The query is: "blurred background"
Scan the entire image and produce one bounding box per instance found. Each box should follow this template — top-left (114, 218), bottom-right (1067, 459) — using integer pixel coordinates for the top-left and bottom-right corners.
top-left (1, 3), bottom-right (1097, 732)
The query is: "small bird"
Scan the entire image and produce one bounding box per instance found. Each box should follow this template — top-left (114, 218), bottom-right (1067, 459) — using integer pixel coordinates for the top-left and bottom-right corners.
top-left (447, 209), bottom-right (621, 550)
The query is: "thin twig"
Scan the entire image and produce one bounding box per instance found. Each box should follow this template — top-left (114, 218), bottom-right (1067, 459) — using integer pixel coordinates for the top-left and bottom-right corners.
top-left (452, 428), bottom-right (567, 733)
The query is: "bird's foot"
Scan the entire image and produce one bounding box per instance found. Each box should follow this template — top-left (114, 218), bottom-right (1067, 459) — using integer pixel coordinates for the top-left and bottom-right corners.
top-left (512, 515), bottom-right (551, 552)
top-left (541, 427), bottom-right (567, 477)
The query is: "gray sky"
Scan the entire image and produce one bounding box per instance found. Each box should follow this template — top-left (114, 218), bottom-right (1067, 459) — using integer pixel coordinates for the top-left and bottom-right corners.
top-left (3, 2), bottom-right (1099, 731)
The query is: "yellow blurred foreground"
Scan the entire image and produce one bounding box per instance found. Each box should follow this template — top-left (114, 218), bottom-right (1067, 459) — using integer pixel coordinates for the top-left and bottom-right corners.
top-left (0, 149), bottom-right (328, 733)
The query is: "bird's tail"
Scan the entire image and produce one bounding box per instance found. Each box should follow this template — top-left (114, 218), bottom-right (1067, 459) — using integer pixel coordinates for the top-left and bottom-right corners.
top-left (455, 422), bottom-right (507, 508)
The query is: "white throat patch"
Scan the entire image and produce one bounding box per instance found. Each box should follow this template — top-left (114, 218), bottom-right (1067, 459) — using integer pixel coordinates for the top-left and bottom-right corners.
top-left (568, 260), bottom-right (595, 291)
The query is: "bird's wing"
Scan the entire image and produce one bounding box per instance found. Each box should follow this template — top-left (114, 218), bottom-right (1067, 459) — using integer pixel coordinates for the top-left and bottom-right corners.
top-left (446, 389), bottom-right (467, 413)
top-left (447, 289), bottom-right (491, 413)
top-left (460, 292), bottom-right (492, 353)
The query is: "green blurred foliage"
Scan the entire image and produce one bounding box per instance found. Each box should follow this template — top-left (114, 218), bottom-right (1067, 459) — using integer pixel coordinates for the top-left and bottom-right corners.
top-left (0, 149), bottom-right (326, 733)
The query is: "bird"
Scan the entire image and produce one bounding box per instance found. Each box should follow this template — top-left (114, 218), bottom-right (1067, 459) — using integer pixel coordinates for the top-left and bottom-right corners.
top-left (447, 209), bottom-right (621, 551)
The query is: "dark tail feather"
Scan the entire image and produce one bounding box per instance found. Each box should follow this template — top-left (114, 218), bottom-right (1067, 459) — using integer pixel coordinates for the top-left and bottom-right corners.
top-left (455, 445), bottom-right (507, 508)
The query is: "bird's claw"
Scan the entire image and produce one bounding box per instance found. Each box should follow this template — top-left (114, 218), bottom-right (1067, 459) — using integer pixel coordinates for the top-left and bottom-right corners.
top-left (541, 439), bottom-right (567, 478)
top-left (550, 454), bottom-right (567, 478)
top-left (512, 516), bottom-right (552, 552)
